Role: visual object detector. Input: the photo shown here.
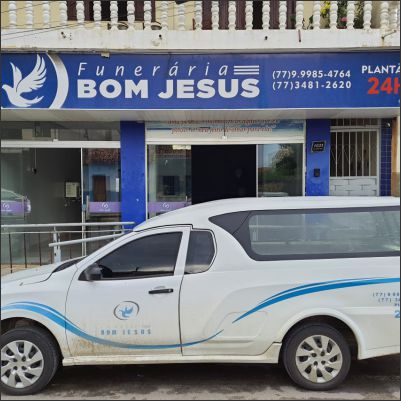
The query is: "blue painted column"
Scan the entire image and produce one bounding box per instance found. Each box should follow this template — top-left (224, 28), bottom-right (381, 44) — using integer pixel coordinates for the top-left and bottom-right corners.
top-left (305, 119), bottom-right (331, 196)
top-left (120, 122), bottom-right (146, 226)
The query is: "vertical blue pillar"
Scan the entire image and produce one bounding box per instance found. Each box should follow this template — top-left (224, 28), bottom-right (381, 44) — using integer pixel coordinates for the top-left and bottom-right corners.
top-left (305, 119), bottom-right (331, 196)
top-left (120, 122), bottom-right (146, 226)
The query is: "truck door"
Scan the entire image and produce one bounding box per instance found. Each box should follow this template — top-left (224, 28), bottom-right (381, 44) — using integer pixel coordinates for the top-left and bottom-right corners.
top-left (65, 226), bottom-right (190, 357)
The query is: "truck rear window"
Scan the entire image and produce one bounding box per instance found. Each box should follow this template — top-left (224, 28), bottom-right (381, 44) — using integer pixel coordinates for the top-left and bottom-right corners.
top-left (210, 206), bottom-right (400, 261)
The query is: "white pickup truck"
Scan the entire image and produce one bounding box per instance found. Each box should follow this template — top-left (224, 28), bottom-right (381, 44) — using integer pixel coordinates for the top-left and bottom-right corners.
top-left (1, 197), bottom-right (400, 395)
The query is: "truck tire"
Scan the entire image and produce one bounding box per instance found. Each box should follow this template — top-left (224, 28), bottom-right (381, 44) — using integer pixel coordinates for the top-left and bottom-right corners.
top-left (283, 323), bottom-right (351, 391)
top-left (1, 326), bottom-right (60, 396)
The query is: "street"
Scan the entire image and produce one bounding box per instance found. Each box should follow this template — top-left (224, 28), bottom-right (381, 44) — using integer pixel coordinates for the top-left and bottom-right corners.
top-left (2, 355), bottom-right (399, 400)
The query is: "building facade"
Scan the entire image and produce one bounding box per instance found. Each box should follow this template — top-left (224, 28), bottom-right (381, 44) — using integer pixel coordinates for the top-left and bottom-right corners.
top-left (1, 0), bottom-right (400, 234)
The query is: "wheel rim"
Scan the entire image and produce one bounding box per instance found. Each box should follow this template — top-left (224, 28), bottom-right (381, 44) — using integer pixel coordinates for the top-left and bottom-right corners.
top-left (1, 340), bottom-right (44, 389)
top-left (295, 335), bottom-right (343, 384)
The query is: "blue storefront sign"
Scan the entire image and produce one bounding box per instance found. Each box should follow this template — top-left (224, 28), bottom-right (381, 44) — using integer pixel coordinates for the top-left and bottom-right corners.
top-left (1, 52), bottom-right (399, 110)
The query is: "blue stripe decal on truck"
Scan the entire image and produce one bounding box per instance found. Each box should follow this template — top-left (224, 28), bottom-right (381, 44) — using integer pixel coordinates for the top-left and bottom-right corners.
top-left (1, 302), bottom-right (222, 350)
top-left (2, 277), bottom-right (399, 350)
top-left (234, 277), bottom-right (400, 323)
top-left (256, 277), bottom-right (386, 306)
top-left (6, 301), bottom-right (81, 329)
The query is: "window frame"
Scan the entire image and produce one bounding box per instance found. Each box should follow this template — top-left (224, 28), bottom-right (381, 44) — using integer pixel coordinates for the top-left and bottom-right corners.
top-left (212, 206), bottom-right (400, 262)
top-left (79, 226), bottom-right (191, 281)
top-left (184, 229), bottom-right (217, 275)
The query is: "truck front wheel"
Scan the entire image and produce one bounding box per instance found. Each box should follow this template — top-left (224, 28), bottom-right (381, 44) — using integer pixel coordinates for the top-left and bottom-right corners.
top-left (1, 326), bottom-right (60, 396)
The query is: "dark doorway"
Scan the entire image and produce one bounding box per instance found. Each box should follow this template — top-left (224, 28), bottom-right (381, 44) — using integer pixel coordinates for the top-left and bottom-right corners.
top-left (192, 145), bottom-right (256, 204)
top-left (92, 175), bottom-right (107, 202)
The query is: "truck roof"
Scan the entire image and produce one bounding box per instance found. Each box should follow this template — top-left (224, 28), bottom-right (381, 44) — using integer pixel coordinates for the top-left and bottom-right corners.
top-left (135, 196), bottom-right (400, 231)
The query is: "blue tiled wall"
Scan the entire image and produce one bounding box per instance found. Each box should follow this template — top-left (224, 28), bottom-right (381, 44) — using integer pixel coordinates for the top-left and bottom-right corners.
top-left (120, 122), bottom-right (146, 227)
top-left (305, 120), bottom-right (331, 196)
top-left (380, 119), bottom-right (392, 196)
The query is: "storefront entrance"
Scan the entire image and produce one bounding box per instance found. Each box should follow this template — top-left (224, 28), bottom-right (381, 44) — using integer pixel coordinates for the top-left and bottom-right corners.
top-left (147, 142), bottom-right (304, 218)
top-left (1, 121), bottom-right (122, 268)
top-left (192, 145), bottom-right (256, 204)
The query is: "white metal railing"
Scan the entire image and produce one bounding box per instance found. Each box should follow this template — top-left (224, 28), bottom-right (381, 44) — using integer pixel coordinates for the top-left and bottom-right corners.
top-left (3, 0), bottom-right (400, 33)
top-left (1, 221), bottom-right (134, 274)
top-left (48, 232), bottom-right (124, 249)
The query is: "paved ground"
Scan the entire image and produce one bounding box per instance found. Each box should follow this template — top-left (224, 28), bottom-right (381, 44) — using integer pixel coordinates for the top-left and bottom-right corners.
top-left (2, 355), bottom-right (399, 400)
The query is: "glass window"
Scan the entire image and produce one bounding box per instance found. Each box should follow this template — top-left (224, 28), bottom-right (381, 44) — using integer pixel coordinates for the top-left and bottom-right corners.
top-left (82, 148), bottom-right (121, 217)
top-left (82, 148), bottom-right (122, 253)
top-left (1, 121), bottom-right (120, 141)
top-left (247, 208), bottom-right (400, 259)
top-left (1, 145), bottom-right (123, 272)
top-left (258, 144), bottom-right (303, 197)
top-left (185, 231), bottom-right (215, 274)
top-left (96, 232), bottom-right (182, 279)
top-left (1, 147), bottom-right (83, 267)
top-left (147, 145), bottom-right (192, 218)
top-left (1, 148), bottom-right (82, 225)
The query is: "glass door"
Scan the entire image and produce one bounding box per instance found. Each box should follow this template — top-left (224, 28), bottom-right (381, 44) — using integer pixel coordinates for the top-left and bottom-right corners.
top-left (82, 148), bottom-right (121, 253)
top-left (82, 148), bottom-right (121, 223)
top-left (257, 144), bottom-right (304, 196)
top-left (147, 145), bottom-right (192, 218)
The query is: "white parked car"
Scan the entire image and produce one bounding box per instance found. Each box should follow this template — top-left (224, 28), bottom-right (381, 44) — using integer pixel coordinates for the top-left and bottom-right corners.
top-left (1, 197), bottom-right (400, 395)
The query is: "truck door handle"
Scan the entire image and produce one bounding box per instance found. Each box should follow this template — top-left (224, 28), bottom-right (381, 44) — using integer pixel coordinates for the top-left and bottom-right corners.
top-left (148, 288), bottom-right (174, 295)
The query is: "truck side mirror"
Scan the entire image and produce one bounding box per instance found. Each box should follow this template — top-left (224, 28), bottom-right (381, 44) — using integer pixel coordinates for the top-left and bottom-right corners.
top-left (80, 263), bottom-right (103, 281)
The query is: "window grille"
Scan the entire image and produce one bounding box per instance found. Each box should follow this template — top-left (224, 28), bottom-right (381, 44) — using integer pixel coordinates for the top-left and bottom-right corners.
top-left (330, 118), bottom-right (379, 128)
top-left (330, 130), bottom-right (378, 177)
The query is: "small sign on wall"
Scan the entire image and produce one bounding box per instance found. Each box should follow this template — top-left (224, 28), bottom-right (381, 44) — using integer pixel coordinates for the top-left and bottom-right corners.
top-left (65, 182), bottom-right (80, 199)
top-left (311, 141), bottom-right (326, 153)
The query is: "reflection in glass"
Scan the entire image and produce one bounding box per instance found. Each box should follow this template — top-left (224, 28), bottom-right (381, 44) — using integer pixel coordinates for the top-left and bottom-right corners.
top-left (147, 145), bottom-right (192, 218)
top-left (1, 121), bottom-right (120, 141)
top-left (258, 144), bottom-right (303, 196)
top-left (1, 148), bottom-right (82, 268)
top-left (249, 210), bottom-right (400, 257)
top-left (82, 149), bottom-right (121, 221)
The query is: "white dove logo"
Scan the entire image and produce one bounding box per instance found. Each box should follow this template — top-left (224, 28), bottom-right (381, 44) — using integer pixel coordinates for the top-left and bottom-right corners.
top-left (2, 55), bottom-right (47, 108)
